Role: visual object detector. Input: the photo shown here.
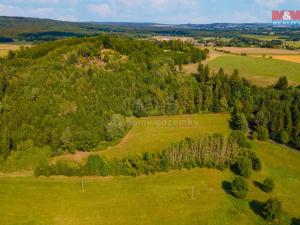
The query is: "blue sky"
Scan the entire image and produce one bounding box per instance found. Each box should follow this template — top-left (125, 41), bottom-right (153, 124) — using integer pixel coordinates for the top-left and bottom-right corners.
top-left (0, 0), bottom-right (300, 23)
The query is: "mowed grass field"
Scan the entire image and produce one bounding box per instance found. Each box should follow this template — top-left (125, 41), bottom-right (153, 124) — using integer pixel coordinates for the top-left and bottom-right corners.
top-left (209, 55), bottom-right (300, 86)
top-left (216, 47), bottom-right (299, 55)
top-left (271, 55), bottom-right (300, 63)
top-left (56, 114), bottom-right (231, 162)
top-left (0, 44), bottom-right (20, 57)
top-left (1, 140), bottom-right (300, 225)
top-left (0, 44), bottom-right (31, 57)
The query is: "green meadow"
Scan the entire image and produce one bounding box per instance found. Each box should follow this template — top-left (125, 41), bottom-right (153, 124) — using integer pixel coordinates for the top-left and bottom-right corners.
top-left (1, 140), bottom-right (300, 225)
top-left (209, 55), bottom-right (300, 86)
top-left (1, 114), bottom-right (300, 225)
top-left (55, 114), bottom-right (231, 162)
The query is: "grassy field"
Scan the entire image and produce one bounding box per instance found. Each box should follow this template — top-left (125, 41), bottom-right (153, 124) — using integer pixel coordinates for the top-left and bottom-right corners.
top-left (271, 55), bottom-right (300, 63)
top-left (241, 34), bottom-right (284, 41)
top-left (1, 139), bottom-right (299, 225)
top-left (0, 44), bottom-right (19, 57)
top-left (55, 114), bottom-right (231, 162)
top-left (182, 48), bottom-right (224, 74)
top-left (216, 47), bottom-right (299, 55)
top-left (286, 41), bottom-right (300, 49)
top-left (1, 114), bottom-right (300, 224)
top-left (0, 44), bottom-right (31, 57)
top-left (209, 55), bottom-right (300, 86)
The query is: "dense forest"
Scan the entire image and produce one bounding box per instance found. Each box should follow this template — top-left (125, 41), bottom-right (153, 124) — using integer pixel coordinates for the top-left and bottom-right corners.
top-left (0, 35), bottom-right (207, 159)
top-left (1, 34), bottom-right (300, 165)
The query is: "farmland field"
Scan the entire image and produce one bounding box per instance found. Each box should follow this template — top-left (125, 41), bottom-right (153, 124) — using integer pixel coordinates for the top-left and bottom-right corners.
top-left (0, 44), bottom-right (31, 57)
top-left (271, 55), bottom-right (300, 63)
top-left (182, 48), bottom-right (224, 74)
top-left (1, 140), bottom-right (300, 225)
top-left (216, 47), bottom-right (299, 55)
top-left (209, 55), bottom-right (300, 86)
top-left (241, 34), bottom-right (284, 41)
top-left (55, 114), bottom-right (231, 162)
top-left (0, 44), bottom-right (20, 57)
top-left (286, 41), bottom-right (300, 48)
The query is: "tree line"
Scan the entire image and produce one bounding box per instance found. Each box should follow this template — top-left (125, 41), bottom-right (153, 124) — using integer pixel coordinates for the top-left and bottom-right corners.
top-left (34, 132), bottom-right (257, 177)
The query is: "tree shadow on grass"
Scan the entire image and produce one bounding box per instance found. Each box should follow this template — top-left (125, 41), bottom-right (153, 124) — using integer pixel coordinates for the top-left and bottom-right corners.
top-left (249, 200), bottom-right (264, 218)
top-left (292, 218), bottom-right (300, 225)
top-left (253, 181), bottom-right (265, 191)
top-left (222, 181), bottom-right (232, 194)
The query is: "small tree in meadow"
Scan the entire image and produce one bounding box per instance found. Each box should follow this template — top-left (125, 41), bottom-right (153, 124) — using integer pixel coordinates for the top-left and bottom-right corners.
top-left (249, 152), bottom-right (262, 172)
top-left (262, 177), bottom-right (275, 193)
top-left (234, 156), bottom-right (252, 178)
top-left (231, 176), bottom-right (248, 199)
top-left (274, 76), bottom-right (288, 90)
top-left (262, 198), bottom-right (283, 222)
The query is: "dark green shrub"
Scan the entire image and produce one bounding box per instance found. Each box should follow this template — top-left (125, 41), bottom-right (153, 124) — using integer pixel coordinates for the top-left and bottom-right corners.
top-left (84, 155), bottom-right (110, 176)
top-left (51, 160), bottom-right (81, 176)
top-left (280, 131), bottom-right (289, 144)
top-left (234, 156), bottom-right (252, 178)
top-left (257, 127), bottom-right (269, 141)
top-left (34, 162), bottom-right (51, 177)
top-left (262, 198), bottom-right (283, 222)
top-left (251, 131), bottom-right (258, 140)
top-left (105, 114), bottom-right (130, 141)
top-left (231, 176), bottom-right (248, 199)
top-left (274, 76), bottom-right (288, 90)
top-left (229, 130), bottom-right (249, 148)
top-left (74, 131), bottom-right (98, 151)
top-left (249, 152), bottom-right (262, 172)
top-left (262, 177), bottom-right (275, 193)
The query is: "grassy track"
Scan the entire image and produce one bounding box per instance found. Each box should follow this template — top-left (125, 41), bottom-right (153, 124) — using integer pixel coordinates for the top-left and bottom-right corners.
top-left (55, 114), bottom-right (231, 162)
top-left (1, 140), bottom-right (300, 225)
top-left (209, 55), bottom-right (300, 86)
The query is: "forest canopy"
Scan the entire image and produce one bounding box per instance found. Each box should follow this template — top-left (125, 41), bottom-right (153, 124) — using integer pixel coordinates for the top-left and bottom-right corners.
top-left (1, 34), bottom-right (300, 162)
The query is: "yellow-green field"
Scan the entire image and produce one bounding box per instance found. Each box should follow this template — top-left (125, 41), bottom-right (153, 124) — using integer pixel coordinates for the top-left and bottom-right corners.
top-left (1, 140), bottom-right (300, 225)
top-left (209, 55), bottom-right (300, 86)
top-left (241, 34), bottom-right (284, 41)
top-left (0, 44), bottom-right (31, 57)
top-left (270, 55), bottom-right (300, 63)
top-left (216, 47), bottom-right (299, 55)
top-left (286, 41), bottom-right (300, 48)
top-left (0, 44), bottom-right (20, 57)
top-left (55, 114), bottom-right (231, 162)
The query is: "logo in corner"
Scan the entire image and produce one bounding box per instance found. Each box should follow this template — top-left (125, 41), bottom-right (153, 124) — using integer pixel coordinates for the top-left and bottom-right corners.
top-left (272, 10), bottom-right (300, 26)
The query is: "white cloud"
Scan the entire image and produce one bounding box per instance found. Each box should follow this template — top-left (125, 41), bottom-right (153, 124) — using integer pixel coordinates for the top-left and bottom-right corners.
top-left (255, 0), bottom-right (286, 9)
top-left (0, 3), bottom-right (54, 18)
top-left (88, 3), bottom-right (115, 17)
top-left (58, 15), bottom-right (79, 22)
top-left (10, 0), bottom-right (79, 4)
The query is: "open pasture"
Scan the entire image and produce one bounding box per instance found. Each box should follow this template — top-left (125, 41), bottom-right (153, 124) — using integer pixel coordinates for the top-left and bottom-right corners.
top-left (209, 55), bottom-right (300, 86)
top-left (217, 47), bottom-right (299, 55)
top-left (1, 139), bottom-right (300, 225)
top-left (55, 114), bottom-right (231, 162)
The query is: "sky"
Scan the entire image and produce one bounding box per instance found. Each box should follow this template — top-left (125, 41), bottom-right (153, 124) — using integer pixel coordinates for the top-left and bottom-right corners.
top-left (0, 0), bottom-right (300, 24)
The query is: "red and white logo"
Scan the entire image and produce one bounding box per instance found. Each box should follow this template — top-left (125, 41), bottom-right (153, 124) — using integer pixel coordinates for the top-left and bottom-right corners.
top-left (272, 10), bottom-right (300, 20)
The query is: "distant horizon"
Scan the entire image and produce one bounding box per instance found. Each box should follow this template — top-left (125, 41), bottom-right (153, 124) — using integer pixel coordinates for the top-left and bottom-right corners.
top-left (0, 15), bottom-right (275, 25)
top-left (1, 0), bottom-right (300, 24)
